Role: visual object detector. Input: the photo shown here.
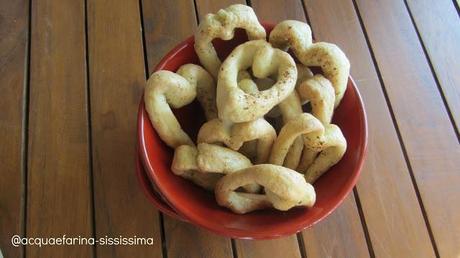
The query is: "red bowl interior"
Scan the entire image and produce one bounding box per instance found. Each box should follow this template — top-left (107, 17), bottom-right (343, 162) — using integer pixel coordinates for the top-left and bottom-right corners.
top-left (138, 23), bottom-right (368, 239)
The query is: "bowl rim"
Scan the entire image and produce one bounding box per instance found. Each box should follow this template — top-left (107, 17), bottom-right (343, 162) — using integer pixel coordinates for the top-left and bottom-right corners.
top-left (137, 24), bottom-right (368, 239)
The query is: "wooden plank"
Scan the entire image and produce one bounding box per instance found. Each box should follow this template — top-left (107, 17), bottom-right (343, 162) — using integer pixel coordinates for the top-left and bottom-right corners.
top-left (163, 220), bottom-right (233, 258)
top-left (236, 236), bottom-right (301, 258)
top-left (251, 0), bottom-right (370, 257)
top-left (301, 195), bottom-right (369, 257)
top-left (142, 0), bottom-right (197, 75)
top-left (0, 0), bottom-right (28, 257)
top-left (303, 0), bottom-right (437, 256)
top-left (405, 0), bottom-right (460, 132)
top-left (195, 0), bottom-right (245, 19)
top-left (140, 0), bottom-right (233, 257)
top-left (86, 0), bottom-right (162, 257)
top-left (27, 0), bottom-right (93, 257)
top-left (354, 0), bottom-right (460, 256)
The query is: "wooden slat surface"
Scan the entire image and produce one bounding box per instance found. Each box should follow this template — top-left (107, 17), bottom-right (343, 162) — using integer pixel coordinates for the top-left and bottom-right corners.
top-left (0, 0), bottom-right (28, 257)
top-left (251, 1), bottom-right (370, 257)
top-left (27, 0), bottom-right (93, 257)
top-left (140, 0), bottom-right (233, 257)
top-left (86, 0), bottom-right (162, 257)
top-left (0, 0), bottom-right (459, 257)
top-left (405, 0), bottom-right (460, 132)
top-left (303, 0), bottom-right (437, 257)
top-left (354, 0), bottom-right (460, 256)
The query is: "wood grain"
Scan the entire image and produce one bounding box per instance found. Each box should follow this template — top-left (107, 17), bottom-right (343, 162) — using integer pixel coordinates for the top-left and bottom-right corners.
top-left (405, 0), bottom-right (460, 132)
top-left (303, 0), bottom-right (437, 256)
top-left (355, 0), bottom-right (460, 256)
top-left (251, 1), bottom-right (370, 257)
top-left (86, 0), bottom-right (162, 257)
top-left (236, 236), bottom-right (301, 258)
top-left (27, 0), bottom-right (93, 257)
top-left (0, 0), bottom-right (28, 257)
top-left (301, 195), bottom-right (369, 258)
top-left (142, 0), bottom-right (197, 75)
top-left (140, 0), bottom-right (233, 257)
top-left (164, 219), bottom-right (233, 258)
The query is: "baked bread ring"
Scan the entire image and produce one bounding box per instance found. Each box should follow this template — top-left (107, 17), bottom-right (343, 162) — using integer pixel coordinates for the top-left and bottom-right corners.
top-left (269, 20), bottom-right (350, 107)
top-left (195, 4), bottom-right (266, 77)
top-left (217, 40), bottom-right (297, 123)
top-left (144, 64), bottom-right (215, 148)
top-left (297, 124), bottom-right (347, 183)
top-left (269, 113), bottom-right (324, 166)
top-left (297, 74), bottom-right (335, 124)
top-left (197, 118), bottom-right (276, 164)
top-left (172, 144), bottom-right (259, 192)
top-left (215, 164), bottom-right (316, 214)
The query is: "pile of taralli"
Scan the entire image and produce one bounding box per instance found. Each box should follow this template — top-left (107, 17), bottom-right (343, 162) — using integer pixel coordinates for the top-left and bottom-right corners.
top-left (144, 5), bottom-right (349, 214)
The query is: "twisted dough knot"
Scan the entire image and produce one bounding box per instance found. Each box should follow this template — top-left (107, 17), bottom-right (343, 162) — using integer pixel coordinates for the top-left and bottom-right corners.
top-left (172, 143), bottom-right (259, 192)
top-left (217, 40), bottom-right (297, 123)
top-left (197, 118), bottom-right (276, 164)
top-left (144, 64), bottom-right (216, 148)
top-left (269, 20), bottom-right (350, 107)
top-left (195, 4), bottom-right (266, 77)
top-left (215, 164), bottom-right (316, 214)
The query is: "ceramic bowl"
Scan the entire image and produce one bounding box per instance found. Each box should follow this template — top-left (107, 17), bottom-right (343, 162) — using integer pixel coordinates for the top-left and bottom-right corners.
top-left (138, 23), bottom-right (367, 239)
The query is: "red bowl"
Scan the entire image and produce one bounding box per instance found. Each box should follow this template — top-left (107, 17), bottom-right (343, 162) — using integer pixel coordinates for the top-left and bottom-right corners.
top-left (135, 147), bottom-right (185, 221)
top-left (138, 23), bottom-right (368, 239)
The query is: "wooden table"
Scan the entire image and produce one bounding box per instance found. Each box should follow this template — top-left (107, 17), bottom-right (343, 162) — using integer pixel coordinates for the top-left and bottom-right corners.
top-left (1, 0), bottom-right (459, 257)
